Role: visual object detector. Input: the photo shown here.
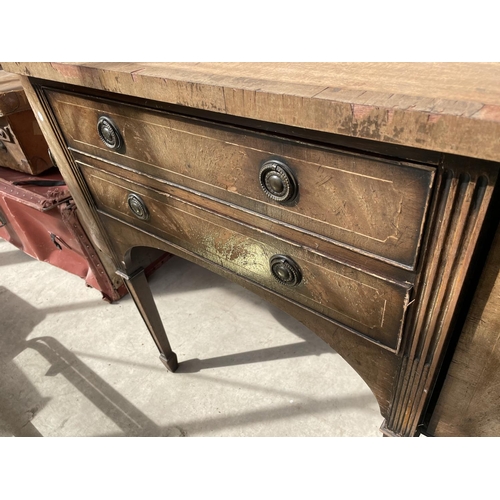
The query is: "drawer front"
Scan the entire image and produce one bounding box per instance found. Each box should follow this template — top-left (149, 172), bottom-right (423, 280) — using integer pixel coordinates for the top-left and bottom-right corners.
top-left (46, 89), bottom-right (435, 270)
top-left (77, 158), bottom-right (412, 352)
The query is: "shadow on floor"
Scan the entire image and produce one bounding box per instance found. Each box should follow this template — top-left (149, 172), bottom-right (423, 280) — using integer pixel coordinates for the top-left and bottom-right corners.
top-left (26, 336), bottom-right (177, 437)
top-left (0, 284), bottom-right (172, 436)
top-left (0, 249), bottom-right (35, 267)
top-left (1, 236), bottom-right (379, 436)
top-left (4, 333), bottom-right (376, 437)
top-left (179, 341), bottom-right (325, 373)
top-left (148, 256), bottom-right (335, 351)
top-left (0, 286), bottom-right (49, 436)
top-left (1, 283), bottom-right (367, 437)
top-left (96, 391), bottom-right (377, 437)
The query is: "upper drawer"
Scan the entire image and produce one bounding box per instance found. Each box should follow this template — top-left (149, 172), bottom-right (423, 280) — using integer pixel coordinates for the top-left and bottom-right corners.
top-left (46, 89), bottom-right (435, 269)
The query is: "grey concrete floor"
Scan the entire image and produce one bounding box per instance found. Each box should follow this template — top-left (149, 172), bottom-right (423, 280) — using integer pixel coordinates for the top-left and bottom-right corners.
top-left (0, 238), bottom-right (382, 437)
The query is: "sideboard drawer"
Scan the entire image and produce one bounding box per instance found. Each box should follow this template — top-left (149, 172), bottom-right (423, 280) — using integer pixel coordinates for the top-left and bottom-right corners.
top-left (46, 89), bottom-right (435, 270)
top-left (77, 158), bottom-right (412, 352)
top-left (7, 61), bottom-right (498, 438)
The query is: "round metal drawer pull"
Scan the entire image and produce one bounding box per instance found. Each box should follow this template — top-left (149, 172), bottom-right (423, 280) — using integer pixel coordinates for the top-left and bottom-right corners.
top-left (259, 160), bottom-right (298, 203)
top-left (97, 116), bottom-right (123, 151)
top-left (270, 255), bottom-right (302, 287)
top-left (127, 193), bottom-right (149, 221)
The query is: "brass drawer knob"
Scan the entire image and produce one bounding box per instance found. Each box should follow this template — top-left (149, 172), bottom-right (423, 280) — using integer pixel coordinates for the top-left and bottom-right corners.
top-left (127, 193), bottom-right (149, 221)
top-left (270, 255), bottom-right (302, 286)
top-left (259, 160), bottom-right (298, 203)
top-left (97, 116), bottom-right (123, 151)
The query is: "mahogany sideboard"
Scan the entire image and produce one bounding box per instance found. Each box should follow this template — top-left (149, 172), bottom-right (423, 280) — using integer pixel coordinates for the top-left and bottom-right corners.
top-left (3, 62), bottom-right (499, 437)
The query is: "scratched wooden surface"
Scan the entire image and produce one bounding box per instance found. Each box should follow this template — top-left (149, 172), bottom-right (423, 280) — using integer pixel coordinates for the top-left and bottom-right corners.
top-left (427, 222), bottom-right (500, 436)
top-left (0, 70), bottom-right (30, 116)
top-left (6, 64), bottom-right (500, 435)
top-left (3, 62), bottom-right (500, 162)
top-left (0, 71), bottom-right (51, 174)
top-left (99, 209), bottom-right (401, 417)
top-left (78, 156), bottom-right (411, 352)
top-left (45, 88), bottom-right (435, 269)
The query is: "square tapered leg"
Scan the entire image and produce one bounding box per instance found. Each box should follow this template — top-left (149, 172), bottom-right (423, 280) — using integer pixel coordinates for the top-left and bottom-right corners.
top-left (117, 268), bottom-right (178, 372)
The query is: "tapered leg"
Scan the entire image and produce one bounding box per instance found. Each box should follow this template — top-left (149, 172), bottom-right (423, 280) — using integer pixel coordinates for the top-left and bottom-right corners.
top-left (116, 268), bottom-right (178, 372)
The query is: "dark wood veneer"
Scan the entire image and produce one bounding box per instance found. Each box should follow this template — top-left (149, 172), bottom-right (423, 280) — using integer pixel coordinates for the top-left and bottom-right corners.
top-left (5, 62), bottom-right (499, 436)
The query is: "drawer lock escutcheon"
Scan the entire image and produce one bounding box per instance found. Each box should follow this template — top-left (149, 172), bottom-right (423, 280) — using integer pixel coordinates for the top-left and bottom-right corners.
top-left (127, 193), bottom-right (150, 221)
top-left (97, 116), bottom-right (123, 151)
top-left (259, 160), bottom-right (298, 204)
top-left (270, 255), bottom-right (302, 287)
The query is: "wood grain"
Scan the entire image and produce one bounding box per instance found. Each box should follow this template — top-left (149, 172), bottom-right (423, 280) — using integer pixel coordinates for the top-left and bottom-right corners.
top-left (46, 88), bottom-right (435, 269)
top-left (0, 70), bottom-right (51, 174)
top-left (0, 70), bottom-right (30, 116)
top-left (8, 64), bottom-right (500, 436)
top-left (384, 158), bottom-right (498, 437)
top-left (79, 158), bottom-right (411, 352)
top-left (427, 221), bottom-right (500, 436)
top-left (100, 211), bottom-right (402, 419)
top-left (69, 149), bottom-right (415, 285)
top-left (17, 76), bottom-right (122, 288)
top-left (3, 63), bottom-right (500, 162)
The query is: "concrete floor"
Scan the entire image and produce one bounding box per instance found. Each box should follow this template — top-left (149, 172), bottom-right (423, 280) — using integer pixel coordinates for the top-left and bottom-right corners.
top-left (0, 238), bottom-right (382, 437)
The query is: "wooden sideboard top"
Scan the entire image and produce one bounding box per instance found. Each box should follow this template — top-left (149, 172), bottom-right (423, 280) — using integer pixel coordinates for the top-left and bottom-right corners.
top-left (4, 62), bottom-right (500, 436)
top-left (3, 62), bottom-right (500, 162)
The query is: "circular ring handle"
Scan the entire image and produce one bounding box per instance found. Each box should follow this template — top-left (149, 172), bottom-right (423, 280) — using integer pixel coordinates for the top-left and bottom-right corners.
top-left (270, 255), bottom-right (302, 287)
top-left (127, 193), bottom-right (149, 221)
top-left (97, 116), bottom-right (123, 151)
top-left (259, 160), bottom-right (298, 203)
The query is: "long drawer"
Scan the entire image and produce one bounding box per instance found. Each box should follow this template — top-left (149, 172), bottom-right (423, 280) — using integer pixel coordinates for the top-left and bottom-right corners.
top-left (46, 89), bottom-right (435, 270)
top-left (76, 156), bottom-right (412, 352)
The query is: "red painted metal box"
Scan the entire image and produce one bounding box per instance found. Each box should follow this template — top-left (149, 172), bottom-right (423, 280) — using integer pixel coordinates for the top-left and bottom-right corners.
top-left (0, 166), bottom-right (170, 301)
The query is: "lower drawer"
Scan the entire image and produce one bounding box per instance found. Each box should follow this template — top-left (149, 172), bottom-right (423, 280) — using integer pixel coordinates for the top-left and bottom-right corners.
top-left (79, 160), bottom-right (413, 352)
